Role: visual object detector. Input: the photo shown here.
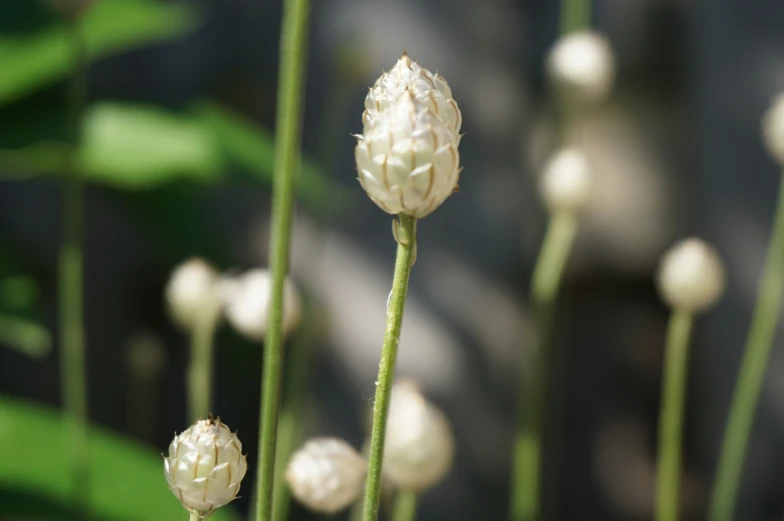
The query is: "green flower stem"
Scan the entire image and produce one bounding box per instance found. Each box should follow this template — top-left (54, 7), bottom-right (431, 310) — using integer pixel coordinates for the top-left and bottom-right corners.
top-left (391, 489), bottom-right (418, 521)
top-left (59, 15), bottom-right (89, 511)
top-left (655, 309), bottom-right (694, 521)
top-left (254, 0), bottom-right (311, 519)
top-left (708, 173), bottom-right (784, 521)
top-left (186, 300), bottom-right (221, 421)
top-left (560, 0), bottom-right (591, 35)
top-left (511, 211), bottom-right (578, 521)
top-left (361, 215), bottom-right (418, 521)
top-left (271, 304), bottom-right (324, 521)
top-left (190, 511), bottom-right (200, 521)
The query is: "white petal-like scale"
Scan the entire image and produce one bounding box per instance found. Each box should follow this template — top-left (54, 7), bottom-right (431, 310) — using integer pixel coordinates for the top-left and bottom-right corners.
top-left (357, 54), bottom-right (462, 218)
top-left (164, 419), bottom-right (247, 519)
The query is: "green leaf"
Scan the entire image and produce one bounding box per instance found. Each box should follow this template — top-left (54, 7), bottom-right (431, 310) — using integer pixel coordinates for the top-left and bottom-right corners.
top-left (0, 314), bottom-right (51, 358)
top-left (0, 395), bottom-right (241, 521)
top-left (194, 102), bottom-right (354, 215)
top-left (78, 103), bottom-right (223, 187)
top-left (0, 0), bottom-right (200, 105)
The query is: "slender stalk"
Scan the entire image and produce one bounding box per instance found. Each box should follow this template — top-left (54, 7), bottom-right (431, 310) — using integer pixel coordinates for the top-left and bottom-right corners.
top-left (361, 215), bottom-right (418, 521)
top-left (186, 300), bottom-right (221, 421)
top-left (190, 512), bottom-right (200, 521)
top-left (559, 0), bottom-right (591, 35)
top-left (391, 489), bottom-right (418, 521)
top-left (254, 0), bottom-right (311, 519)
top-left (271, 304), bottom-right (323, 521)
top-left (511, 211), bottom-right (578, 521)
top-left (59, 14), bottom-right (88, 511)
top-left (708, 173), bottom-right (784, 521)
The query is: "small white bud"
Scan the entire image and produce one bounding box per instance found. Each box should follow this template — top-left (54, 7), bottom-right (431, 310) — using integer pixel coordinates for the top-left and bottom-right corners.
top-left (762, 93), bottom-right (784, 166)
top-left (539, 149), bottom-right (592, 213)
top-left (286, 438), bottom-right (367, 514)
top-left (546, 31), bottom-right (616, 105)
top-left (383, 380), bottom-right (454, 491)
top-left (657, 238), bottom-right (726, 313)
top-left (165, 258), bottom-right (220, 331)
top-left (221, 269), bottom-right (302, 341)
top-left (356, 54), bottom-right (463, 218)
top-left (164, 419), bottom-right (248, 519)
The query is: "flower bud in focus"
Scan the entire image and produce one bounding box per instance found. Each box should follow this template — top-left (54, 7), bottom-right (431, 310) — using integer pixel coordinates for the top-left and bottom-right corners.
top-left (383, 379), bottom-right (455, 491)
top-left (286, 437), bottom-right (367, 514)
top-left (164, 418), bottom-right (248, 519)
top-left (657, 238), bottom-right (726, 313)
top-left (546, 31), bottom-right (615, 106)
top-left (165, 258), bottom-right (220, 332)
top-left (356, 54), bottom-right (462, 218)
top-left (221, 268), bottom-right (302, 341)
top-left (539, 149), bottom-right (592, 213)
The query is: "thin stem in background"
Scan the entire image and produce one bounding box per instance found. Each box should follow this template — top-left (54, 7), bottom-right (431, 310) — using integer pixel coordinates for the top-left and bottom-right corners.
top-left (361, 215), bottom-right (418, 521)
top-left (271, 303), bottom-right (324, 521)
top-left (186, 301), bottom-right (222, 421)
top-left (655, 309), bottom-right (694, 521)
top-left (254, 0), bottom-right (311, 519)
top-left (559, 0), bottom-right (591, 35)
top-left (391, 489), bottom-right (418, 521)
top-left (59, 14), bottom-right (89, 511)
top-left (510, 211), bottom-right (578, 521)
top-left (708, 174), bottom-right (784, 521)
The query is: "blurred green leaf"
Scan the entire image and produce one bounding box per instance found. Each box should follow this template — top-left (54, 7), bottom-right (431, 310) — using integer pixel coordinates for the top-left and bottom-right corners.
top-left (194, 102), bottom-right (353, 215)
top-left (0, 0), bottom-right (200, 105)
top-left (0, 314), bottom-right (51, 358)
top-left (0, 274), bottom-right (39, 310)
top-left (0, 395), bottom-right (241, 521)
top-left (79, 103), bottom-right (223, 187)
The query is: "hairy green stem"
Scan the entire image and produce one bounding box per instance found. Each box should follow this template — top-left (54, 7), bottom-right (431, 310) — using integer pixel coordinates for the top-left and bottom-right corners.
top-left (560, 0), bottom-right (591, 35)
top-left (655, 309), bottom-right (694, 521)
top-left (59, 15), bottom-right (88, 511)
top-left (254, 0), bottom-right (311, 519)
top-left (391, 489), bottom-right (418, 521)
top-left (361, 215), bottom-right (418, 521)
top-left (271, 304), bottom-right (323, 521)
top-left (186, 300), bottom-right (221, 421)
top-left (511, 211), bottom-right (578, 521)
top-left (708, 174), bottom-right (784, 521)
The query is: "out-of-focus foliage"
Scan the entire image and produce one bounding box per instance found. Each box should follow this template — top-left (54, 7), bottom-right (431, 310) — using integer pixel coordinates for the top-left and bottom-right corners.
top-left (0, 250), bottom-right (50, 358)
top-left (0, 395), bottom-right (241, 521)
top-left (0, 0), bottom-right (200, 105)
top-left (80, 103), bottom-right (222, 187)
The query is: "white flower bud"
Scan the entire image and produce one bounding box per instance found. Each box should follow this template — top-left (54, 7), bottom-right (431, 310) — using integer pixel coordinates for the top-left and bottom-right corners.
top-left (221, 269), bottom-right (302, 341)
top-left (657, 238), bottom-right (726, 313)
top-left (363, 53), bottom-right (462, 134)
top-left (286, 438), bottom-right (367, 514)
top-left (383, 380), bottom-right (454, 491)
top-left (356, 91), bottom-right (461, 218)
top-left (165, 258), bottom-right (220, 331)
top-left (539, 148), bottom-right (592, 213)
top-left (546, 31), bottom-right (615, 105)
top-left (762, 93), bottom-right (784, 166)
top-left (164, 418), bottom-right (248, 519)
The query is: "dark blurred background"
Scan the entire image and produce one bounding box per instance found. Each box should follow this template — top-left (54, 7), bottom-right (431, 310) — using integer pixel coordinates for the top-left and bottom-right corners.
top-left (1, 0), bottom-right (784, 520)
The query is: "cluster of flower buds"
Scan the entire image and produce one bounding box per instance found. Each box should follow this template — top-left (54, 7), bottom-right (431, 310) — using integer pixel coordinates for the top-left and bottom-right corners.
top-left (286, 437), bottom-right (368, 514)
top-left (164, 258), bottom-right (302, 341)
top-left (355, 53), bottom-right (463, 218)
top-left (657, 238), bottom-right (726, 313)
top-left (164, 418), bottom-right (247, 519)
